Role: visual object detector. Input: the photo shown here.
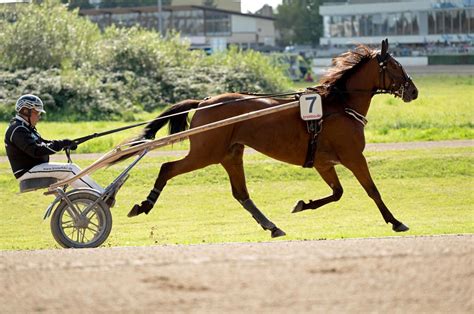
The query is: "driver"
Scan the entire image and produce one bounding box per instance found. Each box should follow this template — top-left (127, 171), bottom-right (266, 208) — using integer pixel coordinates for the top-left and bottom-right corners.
top-left (4, 94), bottom-right (104, 192)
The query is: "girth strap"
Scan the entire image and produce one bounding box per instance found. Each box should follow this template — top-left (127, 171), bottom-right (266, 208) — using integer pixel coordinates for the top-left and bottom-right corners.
top-left (303, 119), bottom-right (322, 168)
top-left (301, 108), bottom-right (367, 168)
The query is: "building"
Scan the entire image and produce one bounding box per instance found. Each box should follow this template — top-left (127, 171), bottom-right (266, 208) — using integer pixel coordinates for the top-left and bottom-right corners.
top-left (79, 3), bottom-right (276, 52)
top-left (319, 0), bottom-right (474, 46)
top-left (172, 0), bottom-right (241, 12)
top-left (254, 4), bottom-right (274, 17)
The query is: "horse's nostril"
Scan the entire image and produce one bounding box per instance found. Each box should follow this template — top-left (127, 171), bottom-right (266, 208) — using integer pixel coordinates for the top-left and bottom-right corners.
top-left (412, 89), bottom-right (418, 99)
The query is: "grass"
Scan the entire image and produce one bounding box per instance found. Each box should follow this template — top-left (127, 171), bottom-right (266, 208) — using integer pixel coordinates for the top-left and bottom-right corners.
top-left (0, 146), bottom-right (472, 250)
top-left (0, 75), bottom-right (472, 156)
top-left (0, 74), bottom-right (472, 250)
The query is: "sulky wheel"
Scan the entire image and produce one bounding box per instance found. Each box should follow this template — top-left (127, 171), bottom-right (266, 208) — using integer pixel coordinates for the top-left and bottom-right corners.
top-left (50, 191), bottom-right (112, 248)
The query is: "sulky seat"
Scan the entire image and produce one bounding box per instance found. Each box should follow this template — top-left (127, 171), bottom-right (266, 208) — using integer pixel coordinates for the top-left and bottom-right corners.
top-left (19, 177), bottom-right (58, 193)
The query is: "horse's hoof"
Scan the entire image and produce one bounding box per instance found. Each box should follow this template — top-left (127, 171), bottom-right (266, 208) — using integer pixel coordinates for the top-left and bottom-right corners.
top-left (393, 222), bottom-right (409, 232)
top-left (127, 204), bottom-right (142, 218)
top-left (292, 200), bottom-right (304, 213)
top-left (271, 227), bottom-right (286, 238)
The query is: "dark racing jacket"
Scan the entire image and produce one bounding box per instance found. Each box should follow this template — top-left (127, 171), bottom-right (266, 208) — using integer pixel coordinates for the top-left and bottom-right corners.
top-left (4, 116), bottom-right (67, 178)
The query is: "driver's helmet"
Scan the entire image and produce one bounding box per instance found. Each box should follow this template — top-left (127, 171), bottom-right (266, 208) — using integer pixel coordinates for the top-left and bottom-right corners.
top-left (15, 94), bottom-right (46, 114)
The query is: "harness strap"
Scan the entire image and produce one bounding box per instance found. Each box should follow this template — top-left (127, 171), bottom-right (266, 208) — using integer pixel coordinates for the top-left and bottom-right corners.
top-left (303, 120), bottom-right (322, 168)
top-left (301, 108), bottom-right (367, 168)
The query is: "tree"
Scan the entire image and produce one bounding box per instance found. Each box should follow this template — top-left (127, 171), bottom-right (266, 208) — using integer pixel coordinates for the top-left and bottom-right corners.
top-left (274, 0), bottom-right (323, 47)
top-left (203, 0), bottom-right (216, 8)
top-left (64, 0), bottom-right (93, 10)
top-left (0, 0), bottom-right (100, 70)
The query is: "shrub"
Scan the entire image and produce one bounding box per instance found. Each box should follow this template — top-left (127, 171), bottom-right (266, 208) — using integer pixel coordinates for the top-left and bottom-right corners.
top-left (0, 0), bottom-right (100, 70)
top-left (0, 2), bottom-right (292, 121)
top-left (207, 46), bottom-right (291, 93)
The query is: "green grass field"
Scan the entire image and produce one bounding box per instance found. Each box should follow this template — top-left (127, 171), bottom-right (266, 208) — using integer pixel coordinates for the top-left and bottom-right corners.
top-left (0, 75), bottom-right (472, 156)
top-left (0, 74), bottom-right (473, 250)
top-left (0, 146), bottom-right (472, 250)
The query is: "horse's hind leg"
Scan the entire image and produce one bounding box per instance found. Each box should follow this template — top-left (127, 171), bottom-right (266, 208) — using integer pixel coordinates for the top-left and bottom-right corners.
top-left (128, 153), bottom-right (216, 217)
top-left (343, 154), bottom-right (409, 232)
top-left (292, 165), bottom-right (343, 213)
top-left (221, 144), bottom-right (286, 238)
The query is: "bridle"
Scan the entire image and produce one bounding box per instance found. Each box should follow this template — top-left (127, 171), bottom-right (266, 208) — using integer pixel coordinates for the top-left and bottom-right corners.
top-left (376, 53), bottom-right (413, 99)
top-left (314, 53), bottom-right (413, 98)
top-left (310, 53), bottom-right (414, 128)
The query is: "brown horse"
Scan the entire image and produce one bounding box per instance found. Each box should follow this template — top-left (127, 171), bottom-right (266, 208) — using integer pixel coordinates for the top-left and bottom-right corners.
top-left (126, 39), bottom-right (418, 238)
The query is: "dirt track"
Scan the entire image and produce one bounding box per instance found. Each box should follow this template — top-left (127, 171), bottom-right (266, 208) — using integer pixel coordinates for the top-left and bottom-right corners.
top-left (1, 235), bottom-right (472, 313)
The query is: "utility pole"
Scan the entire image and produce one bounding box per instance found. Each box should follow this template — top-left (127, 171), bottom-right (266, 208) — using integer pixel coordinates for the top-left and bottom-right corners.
top-left (157, 0), bottom-right (163, 35)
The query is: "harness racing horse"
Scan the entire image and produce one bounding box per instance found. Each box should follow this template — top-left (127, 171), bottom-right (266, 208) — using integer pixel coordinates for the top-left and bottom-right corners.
top-left (126, 39), bottom-right (418, 238)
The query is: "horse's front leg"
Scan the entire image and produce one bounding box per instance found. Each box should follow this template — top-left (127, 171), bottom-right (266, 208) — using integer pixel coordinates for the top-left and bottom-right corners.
top-left (342, 153), bottom-right (409, 232)
top-left (292, 164), bottom-right (343, 213)
top-left (127, 164), bottom-right (169, 217)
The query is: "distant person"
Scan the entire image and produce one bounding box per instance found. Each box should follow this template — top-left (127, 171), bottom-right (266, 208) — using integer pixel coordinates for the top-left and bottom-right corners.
top-left (4, 94), bottom-right (105, 194)
top-left (304, 71), bottom-right (314, 82)
top-left (297, 53), bottom-right (308, 80)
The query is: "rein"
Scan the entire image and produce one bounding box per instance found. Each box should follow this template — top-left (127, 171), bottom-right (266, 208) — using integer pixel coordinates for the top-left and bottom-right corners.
top-left (70, 91), bottom-right (303, 146)
top-left (69, 53), bottom-right (408, 150)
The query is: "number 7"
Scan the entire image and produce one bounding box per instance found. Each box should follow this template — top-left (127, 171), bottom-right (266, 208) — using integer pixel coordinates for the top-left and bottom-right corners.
top-left (305, 96), bottom-right (317, 112)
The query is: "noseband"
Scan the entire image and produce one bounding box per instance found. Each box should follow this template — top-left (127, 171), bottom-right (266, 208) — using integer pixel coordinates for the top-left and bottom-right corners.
top-left (376, 54), bottom-right (412, 99)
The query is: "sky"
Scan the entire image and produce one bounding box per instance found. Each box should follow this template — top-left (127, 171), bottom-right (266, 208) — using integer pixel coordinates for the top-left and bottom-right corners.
top-left (241, 0), bottom-right (283, 13)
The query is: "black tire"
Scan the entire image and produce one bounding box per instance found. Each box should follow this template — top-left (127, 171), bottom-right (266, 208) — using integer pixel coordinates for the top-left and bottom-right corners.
top-left (50, 192), bottom-right (112, 248)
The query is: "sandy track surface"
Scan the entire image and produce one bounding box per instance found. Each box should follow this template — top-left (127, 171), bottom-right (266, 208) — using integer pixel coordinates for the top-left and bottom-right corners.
top-left (1, 235), bottom-right (472, 313)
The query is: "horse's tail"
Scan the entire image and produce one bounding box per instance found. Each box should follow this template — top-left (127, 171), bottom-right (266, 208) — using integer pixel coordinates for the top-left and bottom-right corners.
top-left (105, 99), bottom-right (201, 167)
top-left (141, 99), bottom-right (201, 140)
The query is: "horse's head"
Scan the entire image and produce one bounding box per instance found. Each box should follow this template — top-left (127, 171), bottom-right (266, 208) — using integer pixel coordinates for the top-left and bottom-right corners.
top-left (376, 39), bottom-right (418, 102)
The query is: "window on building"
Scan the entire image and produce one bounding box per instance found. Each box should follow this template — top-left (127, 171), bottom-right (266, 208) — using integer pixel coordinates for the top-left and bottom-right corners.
top-left (452, 10), bottom-right (461, 33)
top-left (324, 10), bottom-right (472, 38)
top-left (460, 10), bottom-right (468, 33)
top-left (204, 10), bottom-right (230, 36)
top-left (436, 11), bottom-right (445, 34)
top-left (366, 15), bottom-right (373, 36)
top-left (444, 10), bottom-right (452, 33)
top-left (468, 9), bottom-right (474, 33)
top-left (140, 11), bottom-right (171, 31)
top-left (343, 16), bottom-right (352, 36)
top-left (360, 15), bottom-right (368, 36)
top-left (172, 10), bottom-right (205, 36)
top-left (411, 12), bottom-right (419, 35)
top-left (352, 16), bottom-right (360, 36)
top-left (403, 12), bottom-right (412, 35)
top-left (428, 11), bottom-right (436, 34)
top-left (386, 13), bottom-right (397, 36)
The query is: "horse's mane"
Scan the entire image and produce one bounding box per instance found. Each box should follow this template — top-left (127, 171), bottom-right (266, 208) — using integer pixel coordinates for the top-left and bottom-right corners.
top-left (313, 45), bottom-right (377, 98)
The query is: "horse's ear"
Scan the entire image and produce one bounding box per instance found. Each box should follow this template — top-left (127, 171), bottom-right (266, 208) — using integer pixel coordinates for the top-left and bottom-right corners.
top-left (381, 38), bottom-right (389, 58)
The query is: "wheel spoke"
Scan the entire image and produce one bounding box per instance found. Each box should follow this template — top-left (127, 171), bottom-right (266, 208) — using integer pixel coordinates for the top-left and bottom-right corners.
top-left (87, 224), bottom-right (98, 233)
top-left (89, 221), bottom-right (100, 229)
top-left (83, 232), bottom-right (90, 243)
top-left (87, 211), bottom-right (97, 221)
